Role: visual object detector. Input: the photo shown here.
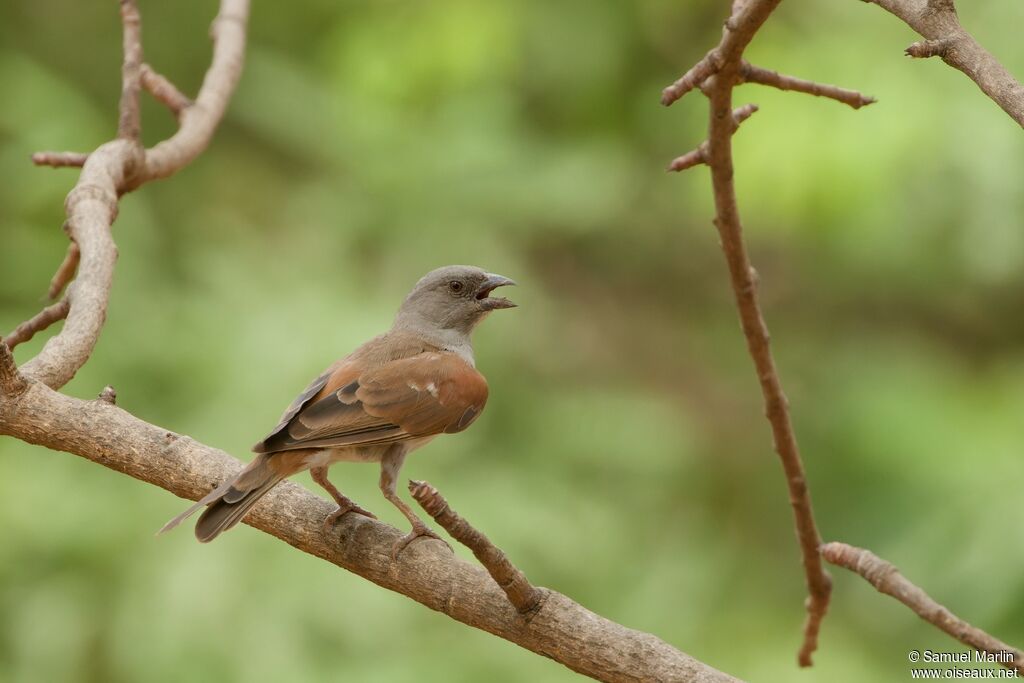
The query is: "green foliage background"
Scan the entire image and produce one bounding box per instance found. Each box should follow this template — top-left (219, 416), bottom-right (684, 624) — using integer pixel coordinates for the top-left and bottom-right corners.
top-left (1, 1), bottom-right (1022, 681)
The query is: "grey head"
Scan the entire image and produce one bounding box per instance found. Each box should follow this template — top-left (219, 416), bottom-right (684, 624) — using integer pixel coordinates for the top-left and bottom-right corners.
top-left (393, 265), bottom-right (516, 341)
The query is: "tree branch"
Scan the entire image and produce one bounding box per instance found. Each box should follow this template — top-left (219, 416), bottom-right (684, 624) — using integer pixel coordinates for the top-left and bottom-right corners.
top-left (4, 298), bottom-right (70, 350)
top-left (664, 0), bottom-right (834, 667)
top-left (48, 240), bottom-right (80, 300)
top-left (131, 1), bottom-right (249, 187)
top-left (863, 0), bottom-right (1024, 127)
top-left (0, 379), bottom-right (740, 683)
top-left (410, 480), bottom-right (544, 615)
top-left (117, 0), bottom-right (144, 142)
top-left (0, 342), bottom-right (27, 396)
top-left (31, 151), bottom-right (89, 168)
top-left (18, 0), bottom-right (249, 390)
top-left (822, 542), bottom-right (1024, 674)
top-left (739, 62), bottom-right (876, 109)
top-left (141, 63), bottom-right (192, 118)
top-left (668, 104), bottom-right (758, 172)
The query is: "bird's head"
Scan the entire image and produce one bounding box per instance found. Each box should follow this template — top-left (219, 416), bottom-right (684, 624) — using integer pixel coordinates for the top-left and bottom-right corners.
top-left (395, 265), bottom-right (516, 336)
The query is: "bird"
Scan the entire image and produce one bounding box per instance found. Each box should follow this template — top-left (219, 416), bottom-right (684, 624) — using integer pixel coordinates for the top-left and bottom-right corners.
top-left (160, 265), bottom-right (516, 556)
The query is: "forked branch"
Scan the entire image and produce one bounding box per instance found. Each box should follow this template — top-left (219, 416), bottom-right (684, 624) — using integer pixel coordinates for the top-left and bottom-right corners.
top-left (19, 0), bottom-right (249, 390)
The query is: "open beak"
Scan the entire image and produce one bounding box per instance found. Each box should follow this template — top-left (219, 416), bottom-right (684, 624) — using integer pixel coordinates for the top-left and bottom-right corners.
top-left (476, 273), bottom-right (517, 310)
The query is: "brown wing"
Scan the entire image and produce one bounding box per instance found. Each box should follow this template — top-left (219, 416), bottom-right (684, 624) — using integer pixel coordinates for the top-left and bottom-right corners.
top-left (253, 352), bottom-right (488, 454)
top-left (251, 365), bottom-right (338, 452)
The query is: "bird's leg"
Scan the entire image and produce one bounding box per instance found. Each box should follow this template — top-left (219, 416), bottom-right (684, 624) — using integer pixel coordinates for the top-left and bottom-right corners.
top-left (310, 466), bottom-right (376, 533)
top-left (379, 449), bottom-right (450, 559)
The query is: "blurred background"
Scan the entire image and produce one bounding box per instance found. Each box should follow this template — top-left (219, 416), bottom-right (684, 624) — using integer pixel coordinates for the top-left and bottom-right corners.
top-left (1, 1), bottom-right (1022, 681)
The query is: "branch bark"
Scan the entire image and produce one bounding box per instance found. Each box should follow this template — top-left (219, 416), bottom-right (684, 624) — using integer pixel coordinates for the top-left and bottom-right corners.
top-left (822, 543), bottom-right (1024, 674)
top-left (863, 0), bottom-right (1024, 127)
top-left (0, 354), bottom-right (739, 683)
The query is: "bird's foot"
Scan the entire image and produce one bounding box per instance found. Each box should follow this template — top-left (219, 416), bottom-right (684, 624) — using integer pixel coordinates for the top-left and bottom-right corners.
top-left (322, 501), bottom-right (376, 535)
top-left (391, 522), bottom-right (451, 560)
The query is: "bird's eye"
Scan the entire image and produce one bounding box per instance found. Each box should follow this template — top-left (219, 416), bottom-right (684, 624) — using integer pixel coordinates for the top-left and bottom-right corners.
top-left (448, 280), bottom-right (464, 293)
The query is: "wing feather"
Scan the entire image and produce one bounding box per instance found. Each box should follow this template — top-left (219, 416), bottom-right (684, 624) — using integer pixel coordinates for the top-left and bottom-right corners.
top-left (254, 352), bottom-right (488, 454)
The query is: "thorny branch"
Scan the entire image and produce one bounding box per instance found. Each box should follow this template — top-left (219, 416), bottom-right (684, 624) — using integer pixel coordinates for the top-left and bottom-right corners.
top-left (738, 62), bottom-right (876, 109)
top-left (822, 543), bottom-right (1024, 675)
top-left (662, 0), bottom-right (1022, 670)
top-left (663, 0), bottom-right (836, 666)
top-left (668, 104), bottom-right (758, 172)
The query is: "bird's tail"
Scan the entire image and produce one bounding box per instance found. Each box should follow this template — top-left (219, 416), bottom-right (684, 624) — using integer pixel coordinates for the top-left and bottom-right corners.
top-left (158, 453), bottom-right (287, 543)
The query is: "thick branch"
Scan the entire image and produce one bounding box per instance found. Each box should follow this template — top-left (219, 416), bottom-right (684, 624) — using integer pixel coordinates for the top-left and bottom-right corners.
top-left (667, 0), bottom-right (833, 667)
top-left (0, 378), bottom-right (740, 683)
top-left (19, 0), bottom-right (249, 389)
top-left (822, 543), bottom-right (1024, 674)
top-left (410, 480), bottom-right (543, 615)
top-left (4, 298), bottom-right (70, 350)
top-left (739, 62), bottom-right (876, 109)
top-left (864, 0), bottom-right (1024, 127)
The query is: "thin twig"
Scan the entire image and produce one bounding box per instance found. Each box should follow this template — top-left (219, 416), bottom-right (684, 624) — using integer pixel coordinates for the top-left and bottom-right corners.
top-left (822, 542), bottom-right (1024, 674)
top-left (410, 480), bottom-right (545, 615)
top-left (141, 63), bottom-right (192, 117)
top-left (667, 0), bottom-right (833, 667)
top-left (117, 0), bottom-right (144, 142)
top-left (739, 62), bottom-right (876, 109)
top-left (668, 104), bottom-right (758, 172)
top-left (48, 240), bottom-right (80, 300)
top-left (31, 151), bottom-right (89, 168)
top-left (4, 299), bottom-right (71, 350)
top-left (662, 50), bottom-right (722, 107)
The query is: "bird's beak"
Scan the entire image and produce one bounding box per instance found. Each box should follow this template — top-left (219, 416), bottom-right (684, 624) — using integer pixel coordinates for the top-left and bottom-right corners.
top-left (477, 273), bottom-right (517, 310)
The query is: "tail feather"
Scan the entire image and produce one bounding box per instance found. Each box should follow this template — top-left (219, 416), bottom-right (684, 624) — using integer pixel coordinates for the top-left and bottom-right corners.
top-left (194, 476), bottom-right (284, 542)
top-left (158, 452), bottom-right (290, 541)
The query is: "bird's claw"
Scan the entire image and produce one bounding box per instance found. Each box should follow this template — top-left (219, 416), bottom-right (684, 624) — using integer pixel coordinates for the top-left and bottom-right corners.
top-left (322, 503), bottom-right (376, 535)
top-left (391, 524), bottom-right (451, 560)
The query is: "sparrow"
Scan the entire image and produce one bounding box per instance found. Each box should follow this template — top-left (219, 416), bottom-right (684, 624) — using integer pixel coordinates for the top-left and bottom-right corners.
top-left (160, 265), bottom-right (516, 556)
